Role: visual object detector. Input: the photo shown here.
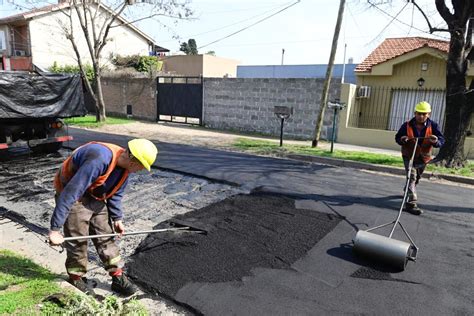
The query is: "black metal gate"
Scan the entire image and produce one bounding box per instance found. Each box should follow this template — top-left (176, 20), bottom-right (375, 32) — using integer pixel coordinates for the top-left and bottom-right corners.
top-left (156, 76), bottom-right (203, 125)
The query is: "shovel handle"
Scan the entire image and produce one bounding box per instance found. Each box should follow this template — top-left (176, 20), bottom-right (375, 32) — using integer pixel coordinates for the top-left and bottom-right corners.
top-left (62, 227), bottom-right (192, 241)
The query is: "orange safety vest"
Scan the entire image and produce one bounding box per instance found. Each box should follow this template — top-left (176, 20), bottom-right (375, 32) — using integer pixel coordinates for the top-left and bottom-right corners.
top-left (54, 142), bottom-right (129, 201)
top-left (401, 122), bottom-right (433, 163)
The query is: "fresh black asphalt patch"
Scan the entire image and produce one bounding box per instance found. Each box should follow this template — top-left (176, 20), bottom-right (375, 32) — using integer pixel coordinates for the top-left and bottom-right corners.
top-left (127, 192), bottom-right (342, 297)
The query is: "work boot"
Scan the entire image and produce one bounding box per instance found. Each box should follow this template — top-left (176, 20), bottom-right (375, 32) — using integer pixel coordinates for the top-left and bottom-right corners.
top-left (111, 274), bottom-right (138, 296)
top-left (408, 192), bottom-right (418, 202)
top-left (405, 202), bottom-right (423, 215)
top-left (68, 276), bottom-right (93, 294)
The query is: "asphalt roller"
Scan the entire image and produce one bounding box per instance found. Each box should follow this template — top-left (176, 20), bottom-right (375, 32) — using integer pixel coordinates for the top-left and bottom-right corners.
top-left (353, 138), bottom-right (425, 270)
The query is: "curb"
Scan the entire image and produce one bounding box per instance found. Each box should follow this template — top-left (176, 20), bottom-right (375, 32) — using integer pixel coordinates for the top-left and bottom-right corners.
top-left (286, 154), bottom-right (474, 186)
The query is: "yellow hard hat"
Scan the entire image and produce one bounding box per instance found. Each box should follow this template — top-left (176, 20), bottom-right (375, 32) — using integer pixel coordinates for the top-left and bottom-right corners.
top-left (414, 101), bottom-right (431, 113)
top-left (128, 139), bottom-right (158, 171)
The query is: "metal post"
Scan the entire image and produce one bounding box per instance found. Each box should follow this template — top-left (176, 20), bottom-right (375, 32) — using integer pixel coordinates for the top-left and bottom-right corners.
top-left (280, 117), bottom-right (285, 146)
top-left (330, 107), bottom-right (338, 153)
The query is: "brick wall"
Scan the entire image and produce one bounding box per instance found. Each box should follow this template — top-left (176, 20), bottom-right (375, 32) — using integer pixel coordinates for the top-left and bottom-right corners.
top-left (100, 76), bottom-right (341, 140)
top-left (101, 77), bottom-right (156, 121)
top-left (203, 78), bottom-right (341, 139)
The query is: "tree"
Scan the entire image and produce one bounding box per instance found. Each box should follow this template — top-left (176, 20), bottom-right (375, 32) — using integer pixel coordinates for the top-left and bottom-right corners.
top-left (56, 0), bottom-right (192, 122)
top-left (428, 1), bottom-right (474, 167)
top-left (379, 1), bottom-right (473, 167)
top-left (179, 38), bottom-right (198, 55)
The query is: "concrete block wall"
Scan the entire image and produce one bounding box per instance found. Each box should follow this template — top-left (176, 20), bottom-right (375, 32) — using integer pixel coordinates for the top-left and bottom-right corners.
top-left (203, 78), bottom-right (341, 139)
top-left (101, 77), bottom-right (156, 121)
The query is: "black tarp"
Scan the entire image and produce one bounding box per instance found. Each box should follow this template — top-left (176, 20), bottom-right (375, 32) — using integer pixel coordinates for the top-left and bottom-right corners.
top-left (0, 72), bottom-right (86, 119)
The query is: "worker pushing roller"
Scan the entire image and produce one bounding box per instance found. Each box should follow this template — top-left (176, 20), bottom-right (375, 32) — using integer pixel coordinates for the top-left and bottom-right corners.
top-left (48, 139), bottom-right (158, 296)
top-left (395, 101), bottom-right (445, 215)
top-left (354, 101), bottom-right (445, 270)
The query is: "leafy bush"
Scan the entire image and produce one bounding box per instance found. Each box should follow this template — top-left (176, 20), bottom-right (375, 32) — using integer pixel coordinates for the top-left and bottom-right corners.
top-left (136, 56), bottom-right (162, 72)
top-left (112, 54), bottom-right (162, 73)
top-left (50, 61), bottom-right (95, 82)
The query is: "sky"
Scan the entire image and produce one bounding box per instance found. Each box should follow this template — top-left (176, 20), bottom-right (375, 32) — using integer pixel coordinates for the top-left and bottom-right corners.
top-left (0, 0), bottom-right (450, 65)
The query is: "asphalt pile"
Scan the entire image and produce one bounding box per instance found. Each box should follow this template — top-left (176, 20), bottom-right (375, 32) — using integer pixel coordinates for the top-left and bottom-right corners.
top-left (128, 192), bottom-right (342, 297)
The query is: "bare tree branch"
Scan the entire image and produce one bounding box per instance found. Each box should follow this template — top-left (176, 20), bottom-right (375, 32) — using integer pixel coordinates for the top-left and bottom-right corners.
top-left (110, 12), bottom-right (195, 28)
top-left (66, 9), bottom-right (95, 104)
top-left (72, 0), bottom-right (95, 65)
top-left (97, 2), bottom-right (128, 57)
top-left (435, 0), bottom-right (454, 24)
top-left (411, 0), bottom-right (449, 33)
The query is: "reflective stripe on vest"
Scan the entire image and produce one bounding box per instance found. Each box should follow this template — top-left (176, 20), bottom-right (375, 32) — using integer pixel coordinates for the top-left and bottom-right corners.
top-left (401, 122), bottom-right (433, 163)
top-left (53, 142), bottom-right (129, 201)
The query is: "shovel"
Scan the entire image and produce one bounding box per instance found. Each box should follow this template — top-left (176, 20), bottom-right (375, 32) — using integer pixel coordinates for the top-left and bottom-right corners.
top-left (62, 226), bottom-right (204, 242)
top-left (47, 225), bottom-right (206, 252)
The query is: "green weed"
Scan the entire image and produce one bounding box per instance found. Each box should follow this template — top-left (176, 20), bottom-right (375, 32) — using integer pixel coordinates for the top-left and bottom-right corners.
top-left (64, 115), bottom-right (135, 128)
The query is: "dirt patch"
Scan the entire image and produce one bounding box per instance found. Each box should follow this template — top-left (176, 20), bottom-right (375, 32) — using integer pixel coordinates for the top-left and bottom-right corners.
top-left (86, 122), bottom-right (240, 149)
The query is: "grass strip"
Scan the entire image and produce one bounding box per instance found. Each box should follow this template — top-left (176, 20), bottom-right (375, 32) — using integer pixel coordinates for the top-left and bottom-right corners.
top-left (64, 115), bottom-right (135, 127)
top-left (0, 249), bottom-right (148, 315)
top-left (233, 138), bottom-right (474, 177)
top-left (0, 249), bottom-right (61, 314)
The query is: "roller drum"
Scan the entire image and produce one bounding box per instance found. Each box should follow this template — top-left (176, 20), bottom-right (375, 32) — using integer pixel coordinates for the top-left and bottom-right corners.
top-left (353, 230), bottom-right (412, 270)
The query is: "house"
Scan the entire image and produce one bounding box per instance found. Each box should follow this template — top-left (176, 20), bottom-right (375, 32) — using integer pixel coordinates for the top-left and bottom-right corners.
top-left (236, 63), bottom-right (357, 84)
top-left (336, 36), bottom-right (474, 158)
top-left (0, 1), bottom-right (168, 72)
top-left (160, 54), bottom-right (240, 78)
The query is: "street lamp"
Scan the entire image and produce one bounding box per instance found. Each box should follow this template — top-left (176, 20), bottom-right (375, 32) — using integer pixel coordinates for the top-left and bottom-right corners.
top-left (417, 77), bottom-right (425, 87)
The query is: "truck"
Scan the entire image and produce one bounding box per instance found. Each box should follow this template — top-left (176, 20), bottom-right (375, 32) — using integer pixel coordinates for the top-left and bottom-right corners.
top-left (0, 71), bottom-right (86, 153)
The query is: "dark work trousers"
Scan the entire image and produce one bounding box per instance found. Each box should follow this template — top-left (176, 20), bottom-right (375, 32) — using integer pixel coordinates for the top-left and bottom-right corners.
top-left (58, 194), bottom-right (123, 277)
top-left (403, 157), bottom-right (426, 203)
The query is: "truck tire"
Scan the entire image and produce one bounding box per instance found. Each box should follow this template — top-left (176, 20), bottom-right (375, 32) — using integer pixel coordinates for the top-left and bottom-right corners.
top-left (31, 142), bottom-right (63, 154)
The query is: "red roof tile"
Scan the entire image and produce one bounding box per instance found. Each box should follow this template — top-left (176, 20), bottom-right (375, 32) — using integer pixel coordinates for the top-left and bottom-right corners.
top-left (355, 37), bottom-right (449, 72)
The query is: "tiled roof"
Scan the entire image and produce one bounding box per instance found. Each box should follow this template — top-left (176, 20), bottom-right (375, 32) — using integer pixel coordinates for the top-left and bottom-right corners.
top-left (355, 37), bottom-right (449, 72)
top-left (0, 3), bottom-right (159, 47)
top-left (0, 3), bottom-right (69, 24)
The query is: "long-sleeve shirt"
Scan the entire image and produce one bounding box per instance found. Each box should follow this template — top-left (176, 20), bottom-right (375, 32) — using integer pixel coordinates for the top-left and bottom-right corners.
top-left (51, 143), bottom-right (128, 230)
top-left (395, 117), bottom-right (445, 148)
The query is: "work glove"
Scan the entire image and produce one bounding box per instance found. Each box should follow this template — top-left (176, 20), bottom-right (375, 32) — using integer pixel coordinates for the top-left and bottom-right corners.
top-left (48, 230), bottom-right (64, 245)
top-left (114, 220), bottom-right (125, 237)
top-left (400, 136), bottom-right (409, 144)
top-left (429, 135), bottom-right (438, 144)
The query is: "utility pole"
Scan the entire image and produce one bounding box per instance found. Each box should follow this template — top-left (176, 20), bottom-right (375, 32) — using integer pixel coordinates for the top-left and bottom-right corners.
top-left (311, 0), bottom-right (345, 147)
top-left (281, 48), bottom-right (285, 65)
top-left (341, 43), bottom-right (347, 84)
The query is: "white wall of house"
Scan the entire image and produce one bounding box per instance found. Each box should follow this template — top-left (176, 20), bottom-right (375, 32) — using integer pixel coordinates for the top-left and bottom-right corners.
top-left (29, 6), bottom-right (151, 70)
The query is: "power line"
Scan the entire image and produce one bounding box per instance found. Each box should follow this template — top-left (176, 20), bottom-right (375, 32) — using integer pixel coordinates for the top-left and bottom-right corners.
top-left (367, 1), bottom-right (449, 41)
top-left (198, 0), bottom-right (301, 50)
top-left (199, 3), bottom-right (293, 15)
top-left (366, 0), bottom-right (409, 45)
top-left (159, 1), bottom-right (295, 43)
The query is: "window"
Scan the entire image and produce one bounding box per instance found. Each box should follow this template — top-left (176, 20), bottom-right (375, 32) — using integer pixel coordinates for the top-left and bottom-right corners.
top-left (0, 30), bottom-right (5, 51)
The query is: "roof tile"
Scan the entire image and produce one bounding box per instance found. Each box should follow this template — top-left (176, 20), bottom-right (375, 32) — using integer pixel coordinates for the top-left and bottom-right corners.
top-left (355, 37), bottom-right (449, 72)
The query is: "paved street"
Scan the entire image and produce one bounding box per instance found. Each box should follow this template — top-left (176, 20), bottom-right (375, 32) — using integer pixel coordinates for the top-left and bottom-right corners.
top-left (65, 127), bottom-right (474, 315)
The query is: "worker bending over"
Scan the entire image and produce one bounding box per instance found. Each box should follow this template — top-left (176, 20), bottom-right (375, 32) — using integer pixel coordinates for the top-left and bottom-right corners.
top-left (49, 139), bottom-right (158, 295)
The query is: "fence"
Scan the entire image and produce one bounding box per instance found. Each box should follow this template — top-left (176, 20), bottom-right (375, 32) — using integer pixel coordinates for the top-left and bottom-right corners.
top-left (348, 86), bottom-right (447, 131)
